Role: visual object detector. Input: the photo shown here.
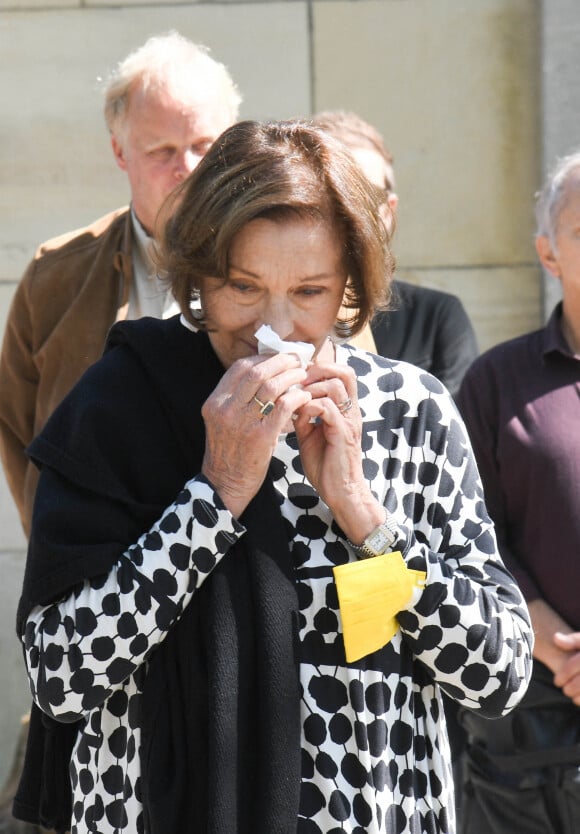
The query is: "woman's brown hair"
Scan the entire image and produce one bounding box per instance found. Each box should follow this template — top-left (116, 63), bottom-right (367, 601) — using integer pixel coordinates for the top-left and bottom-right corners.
top-left (160, 119), bottom-right (395, 337)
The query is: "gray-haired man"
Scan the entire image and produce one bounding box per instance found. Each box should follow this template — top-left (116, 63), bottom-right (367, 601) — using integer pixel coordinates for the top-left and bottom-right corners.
top-left (0, 32), bottom-right (241, 536)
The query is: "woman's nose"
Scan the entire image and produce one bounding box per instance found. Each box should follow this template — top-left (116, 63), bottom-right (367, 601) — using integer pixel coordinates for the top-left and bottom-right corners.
top-left (259, 301), bottom-right (294, 340)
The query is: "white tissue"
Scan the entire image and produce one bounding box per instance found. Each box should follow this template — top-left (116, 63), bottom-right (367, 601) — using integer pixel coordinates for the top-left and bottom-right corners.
top-left (255, 325), bottom-right (315, 368)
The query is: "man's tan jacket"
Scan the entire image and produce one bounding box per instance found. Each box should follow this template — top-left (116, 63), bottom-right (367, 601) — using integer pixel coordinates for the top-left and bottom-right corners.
top-left (0, 208), bottom-right (134, 536)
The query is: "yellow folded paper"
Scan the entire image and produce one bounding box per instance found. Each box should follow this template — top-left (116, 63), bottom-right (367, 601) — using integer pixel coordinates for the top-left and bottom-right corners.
top-left (333, 551), bottom-right (426, 662)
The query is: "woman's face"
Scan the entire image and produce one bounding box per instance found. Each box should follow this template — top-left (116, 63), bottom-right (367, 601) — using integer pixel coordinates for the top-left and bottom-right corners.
top-left (202, 216), bottom-right (348, 368)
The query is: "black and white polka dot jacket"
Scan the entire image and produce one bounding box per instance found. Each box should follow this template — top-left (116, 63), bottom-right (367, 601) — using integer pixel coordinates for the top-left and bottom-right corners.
top-left (22, 343), bottom-right (533, 834)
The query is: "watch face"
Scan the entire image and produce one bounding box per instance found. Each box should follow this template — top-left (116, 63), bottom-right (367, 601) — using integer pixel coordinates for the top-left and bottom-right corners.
top-left (368, 525), bottom-right (395, 553)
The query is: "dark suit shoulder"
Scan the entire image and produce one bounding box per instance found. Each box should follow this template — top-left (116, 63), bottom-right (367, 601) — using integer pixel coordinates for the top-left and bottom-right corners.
top-left (373, 280), bottom-right (478, 396)
top-left (392, 280), bottom-right (467, 316)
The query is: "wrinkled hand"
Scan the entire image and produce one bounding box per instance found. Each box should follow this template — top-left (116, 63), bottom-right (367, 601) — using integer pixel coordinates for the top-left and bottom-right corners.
top-left (292, 362), bottom-right (385, 543)
top-left (201, 353), bottom-right (310, 518)
top-left (553, 632), bottom-right (580, 705)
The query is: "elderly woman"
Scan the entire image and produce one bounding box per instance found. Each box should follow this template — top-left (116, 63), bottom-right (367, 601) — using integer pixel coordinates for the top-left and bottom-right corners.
top-left (15, 121), bottom-right (532, 834)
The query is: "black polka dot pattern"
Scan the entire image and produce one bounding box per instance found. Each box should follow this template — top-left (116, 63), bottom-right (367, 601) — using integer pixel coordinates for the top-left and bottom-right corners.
top-left (23, 346), bottom-right (532, 834)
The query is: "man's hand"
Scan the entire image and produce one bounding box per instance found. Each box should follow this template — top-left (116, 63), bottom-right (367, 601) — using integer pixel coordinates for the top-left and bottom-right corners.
top-left (528, 598), bottom-right (580, 704)
top-left (553, 632), bottom-right (580, 705)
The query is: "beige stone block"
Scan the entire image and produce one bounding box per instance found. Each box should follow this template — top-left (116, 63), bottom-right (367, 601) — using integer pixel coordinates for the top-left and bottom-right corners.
top-left (0, 280), bottom-right (17, 327)
top-left (396, 264), bottom-right (543, 354)
top-left (313, 0), bottom-right (540, 268)
top-left (0, 550), bottom-right (31, 791)
top-left (0, 0), bottom-right (77, 8)
top-left (0, 465), bottom-right (26, 553)
top-left (0, 5), bottom-right (310, 278)
top-left (0, 296), bottom-right (39, 795)
top-left (0, 282), bottom-right (28, 551)
top-left (0, 280), bottom-right (17, 384)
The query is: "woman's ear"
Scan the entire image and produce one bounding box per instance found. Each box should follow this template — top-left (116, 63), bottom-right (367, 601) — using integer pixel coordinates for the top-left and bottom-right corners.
top-left (535, 235), bottom-right (560, 279)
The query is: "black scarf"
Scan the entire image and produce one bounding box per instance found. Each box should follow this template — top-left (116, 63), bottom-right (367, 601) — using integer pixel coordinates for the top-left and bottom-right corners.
top-left (14, 316), bottom-right (301, 833)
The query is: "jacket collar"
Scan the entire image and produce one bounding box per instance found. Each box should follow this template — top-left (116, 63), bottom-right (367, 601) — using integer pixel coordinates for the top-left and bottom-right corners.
top-left (112, 209), bottom-right (134, 320)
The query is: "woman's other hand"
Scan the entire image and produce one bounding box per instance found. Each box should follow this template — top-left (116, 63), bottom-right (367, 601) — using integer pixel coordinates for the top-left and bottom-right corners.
top-left (292, 361), bottom-right (385, 543)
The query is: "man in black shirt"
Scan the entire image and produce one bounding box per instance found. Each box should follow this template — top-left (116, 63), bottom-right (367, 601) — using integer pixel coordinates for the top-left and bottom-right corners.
top-left (456, 151), bottom-right (580, 834)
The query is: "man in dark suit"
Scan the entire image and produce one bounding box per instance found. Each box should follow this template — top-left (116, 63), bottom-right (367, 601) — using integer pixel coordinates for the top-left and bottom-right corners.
top-left (313, 110), bottom-right (478, 397)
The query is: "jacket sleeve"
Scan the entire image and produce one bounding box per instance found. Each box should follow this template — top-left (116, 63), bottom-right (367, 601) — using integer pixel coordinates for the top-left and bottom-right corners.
top-left (21, 468), bottom-right (245, 722)
top-left (391, 390), bottom-right (533, 719)
top-left (0, 260), bottom-right (39, 534)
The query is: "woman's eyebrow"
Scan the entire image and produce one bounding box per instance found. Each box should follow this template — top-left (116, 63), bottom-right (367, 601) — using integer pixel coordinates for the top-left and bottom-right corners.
top-left (228, 264), bottom-right (339, 282)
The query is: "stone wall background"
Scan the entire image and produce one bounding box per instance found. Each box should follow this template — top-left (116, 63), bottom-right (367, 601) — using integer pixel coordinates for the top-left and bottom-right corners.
top-left (0, 0), bottom-right (577, 790)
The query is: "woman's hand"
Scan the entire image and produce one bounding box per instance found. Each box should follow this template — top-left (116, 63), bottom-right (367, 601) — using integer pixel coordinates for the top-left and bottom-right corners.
top-left (201, 352), bottom-right (311, 518)
top-left (292, 362), bottom-right (385, 543)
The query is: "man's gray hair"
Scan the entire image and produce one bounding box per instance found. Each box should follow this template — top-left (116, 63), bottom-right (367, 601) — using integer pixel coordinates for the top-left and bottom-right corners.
top-left (535, 150), bottom-right (580, 246)
top-left (104, 31), bottom-right (242, 138)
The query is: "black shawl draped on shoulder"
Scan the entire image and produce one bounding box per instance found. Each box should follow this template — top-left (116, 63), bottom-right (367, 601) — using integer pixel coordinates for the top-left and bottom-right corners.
top-left (14, 315), bottom-right (301, 834)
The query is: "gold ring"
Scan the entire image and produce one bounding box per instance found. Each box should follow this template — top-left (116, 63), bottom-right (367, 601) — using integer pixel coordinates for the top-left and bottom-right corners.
top-left (254, 396), bottom-right (275, 417)
top-left (338, 398), bottom-right (353, 414)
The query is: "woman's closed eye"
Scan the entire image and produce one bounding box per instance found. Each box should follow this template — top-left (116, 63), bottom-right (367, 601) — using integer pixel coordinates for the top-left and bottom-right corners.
top-left (293, 284), bottom-right (322, 297)
top-left (228, 279), bottom-right (258, 294)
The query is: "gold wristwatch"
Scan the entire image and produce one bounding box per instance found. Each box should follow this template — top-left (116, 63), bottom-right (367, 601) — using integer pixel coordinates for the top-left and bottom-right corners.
top-left (348, 517), bottom-right (400, 559)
